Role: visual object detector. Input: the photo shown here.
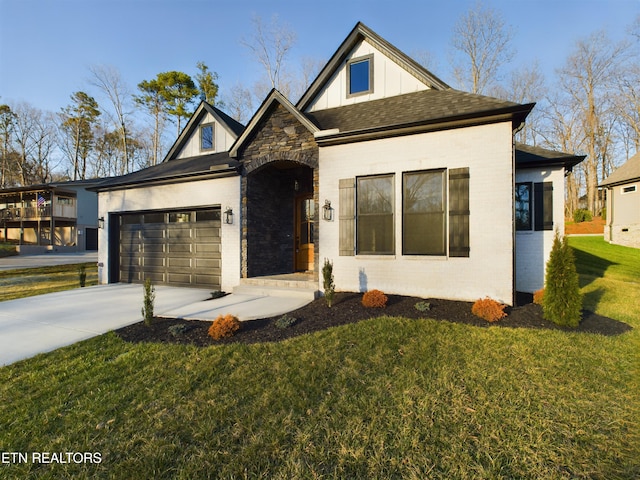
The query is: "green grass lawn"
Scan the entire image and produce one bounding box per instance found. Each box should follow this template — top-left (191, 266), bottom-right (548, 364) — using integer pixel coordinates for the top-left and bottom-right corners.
top-left (0, 238), bottom-right (638, 479)
top-left (0, 263), bottom-right (98, 302)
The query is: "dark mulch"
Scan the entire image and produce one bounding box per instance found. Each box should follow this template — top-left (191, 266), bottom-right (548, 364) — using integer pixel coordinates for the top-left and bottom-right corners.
top-left (115, 292), bottom-right (632, 347)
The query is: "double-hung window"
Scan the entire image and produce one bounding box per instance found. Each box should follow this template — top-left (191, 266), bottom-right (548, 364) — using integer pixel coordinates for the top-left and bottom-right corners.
top-left (356, 174), bottom-right (394, 254)
top-left (403, 169), bottom-right (446, 255)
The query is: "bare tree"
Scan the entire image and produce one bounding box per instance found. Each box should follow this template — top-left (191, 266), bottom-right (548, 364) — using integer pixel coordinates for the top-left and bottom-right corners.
top-left (88, 65), bottom-right (133, 175)
top-left (557, 30), bottom-right (630, 214)
top-left (241, 14), bottom-right (297, 99)
top-left (449, 1), bottom-right (515, 94)
top-left (220, 82), bottom-right (254, 124)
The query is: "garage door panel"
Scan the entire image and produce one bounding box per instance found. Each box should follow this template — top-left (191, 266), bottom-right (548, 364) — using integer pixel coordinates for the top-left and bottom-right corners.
top-left (118, 208), bottom-right (221, 289)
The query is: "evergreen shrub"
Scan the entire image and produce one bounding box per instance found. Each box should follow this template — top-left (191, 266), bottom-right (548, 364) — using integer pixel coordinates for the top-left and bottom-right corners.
top-left (543, 231), bottom-right (582, 327)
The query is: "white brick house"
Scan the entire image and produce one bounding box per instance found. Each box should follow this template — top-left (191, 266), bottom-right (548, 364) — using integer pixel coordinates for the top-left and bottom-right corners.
top-left (93, 23), bottom-right (583, 305)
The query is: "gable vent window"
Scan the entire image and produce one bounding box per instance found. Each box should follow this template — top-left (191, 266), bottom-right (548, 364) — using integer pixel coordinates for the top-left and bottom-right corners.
top-left (200, 123), bottom-right (214, 151)
top-left (347, 55), bottom-right (373, 96)
top-left (622, 185), bottom-right (637, 194)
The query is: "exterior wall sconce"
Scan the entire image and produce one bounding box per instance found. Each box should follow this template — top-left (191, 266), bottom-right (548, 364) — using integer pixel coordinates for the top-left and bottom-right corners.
top-left (98, 217), bottom-right (105, 229)
top-left (224, 207), bottom-right (233, 225)
top-left (322, 200), bottom-right (333, 221)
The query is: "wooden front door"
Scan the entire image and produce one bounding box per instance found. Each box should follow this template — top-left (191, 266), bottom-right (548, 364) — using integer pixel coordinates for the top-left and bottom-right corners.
top-left (295, 195), bottom-right (314, 272)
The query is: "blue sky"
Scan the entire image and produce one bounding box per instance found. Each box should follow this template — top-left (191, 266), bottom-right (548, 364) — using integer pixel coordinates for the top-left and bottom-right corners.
top-left (0, 0), bottom-right (638, 114)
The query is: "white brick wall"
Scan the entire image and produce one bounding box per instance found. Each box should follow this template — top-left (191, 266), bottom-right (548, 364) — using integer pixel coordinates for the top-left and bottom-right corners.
top-left (318, 122), bottom-right (516, 304)
top-left (514, 167), bottom-right (565, 293)
top-left (97, 176), bottom-right (241, 291)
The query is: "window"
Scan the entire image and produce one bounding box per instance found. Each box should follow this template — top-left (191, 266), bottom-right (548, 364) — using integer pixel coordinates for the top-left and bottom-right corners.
top-left (403, 170), bottom-right (446, 255)
top-left (347, 55), bottom-right (373, 96)
top-left (622, 185), bottom-right (637, 194)
top-left (515, 183), bottom-right (532, 230)
top-left (200, 123), bottom-right (214, 151)
top-left (515, 182), bottom-right (553, 231)
top-left (356, 174), bottom-right (394, 254)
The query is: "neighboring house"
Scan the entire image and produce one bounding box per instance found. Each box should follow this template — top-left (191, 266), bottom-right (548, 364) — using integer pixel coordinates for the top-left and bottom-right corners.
top-left (600, 152), bottom-right (640, 248)
top-left (0, 179), bottom-right (101, 253)
top-left (93, 22), bottom-right (583, 304)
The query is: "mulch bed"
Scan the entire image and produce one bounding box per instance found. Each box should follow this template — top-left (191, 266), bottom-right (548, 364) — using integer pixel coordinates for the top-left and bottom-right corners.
top-left (115, 292), bottom-right (632, 347)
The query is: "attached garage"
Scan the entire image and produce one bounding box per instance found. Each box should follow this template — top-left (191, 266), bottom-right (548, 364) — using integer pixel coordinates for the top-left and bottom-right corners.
top-left (114, 207), bottom-right (221, 288)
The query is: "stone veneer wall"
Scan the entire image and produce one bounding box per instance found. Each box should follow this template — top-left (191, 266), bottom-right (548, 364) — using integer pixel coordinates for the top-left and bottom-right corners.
top-left (238, 103), bottom-right (319, 279)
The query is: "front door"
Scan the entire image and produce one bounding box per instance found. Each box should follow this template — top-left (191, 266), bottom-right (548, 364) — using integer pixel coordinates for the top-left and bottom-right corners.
top-left (295, 195), bottom-right (314, 272)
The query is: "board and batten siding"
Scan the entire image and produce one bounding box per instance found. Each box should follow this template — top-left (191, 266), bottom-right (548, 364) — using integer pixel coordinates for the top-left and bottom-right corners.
top-left (307, 39), bottom-right (431, 112)
top-left (97, 176), bottom-right (241, 292)
top-left (319, 122), bottom-right (515, 304)
top-left (175, 112), bottom-right (237, 158)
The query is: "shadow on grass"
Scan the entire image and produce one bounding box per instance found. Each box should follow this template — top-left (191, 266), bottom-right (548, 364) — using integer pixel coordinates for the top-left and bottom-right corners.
top-left (571, 245), bottom-right (617, 288)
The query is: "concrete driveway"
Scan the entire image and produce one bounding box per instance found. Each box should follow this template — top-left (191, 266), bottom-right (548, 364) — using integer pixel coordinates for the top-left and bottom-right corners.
top-left (0, 283), bottom-right (311, 367)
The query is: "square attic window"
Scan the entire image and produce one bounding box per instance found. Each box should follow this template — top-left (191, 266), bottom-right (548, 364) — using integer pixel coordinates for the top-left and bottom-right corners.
top-left (347, 55), bottom-right (373, 96)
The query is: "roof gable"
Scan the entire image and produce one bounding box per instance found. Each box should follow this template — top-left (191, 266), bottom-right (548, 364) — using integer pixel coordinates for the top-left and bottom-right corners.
top-left (600, 152), bottom-right (640, 187)
top-left (230, 89), bottom-right (318, 158)
top-left (164, 101), bottom-right (245, 161)
top-left (297, 22), bottom-right (449, 112)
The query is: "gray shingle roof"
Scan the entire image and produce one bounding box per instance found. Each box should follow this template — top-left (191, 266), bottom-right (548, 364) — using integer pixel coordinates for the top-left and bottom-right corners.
top-left (305, 89), bottom-right (533, 138)
top-left (515, 143), bottom-right (585, 171)
top-left (91, 152), bottom-right (239, 191)
top-left (600, 152), bottom-right (640, 187)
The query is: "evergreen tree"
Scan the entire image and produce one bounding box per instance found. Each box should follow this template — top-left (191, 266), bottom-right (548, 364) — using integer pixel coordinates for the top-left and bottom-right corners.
top-left (543, 230), bottom-right (582, 327)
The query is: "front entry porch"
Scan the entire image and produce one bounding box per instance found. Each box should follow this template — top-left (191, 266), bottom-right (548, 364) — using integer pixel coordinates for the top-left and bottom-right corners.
top-left (233, 272), bottom-right (319, 300)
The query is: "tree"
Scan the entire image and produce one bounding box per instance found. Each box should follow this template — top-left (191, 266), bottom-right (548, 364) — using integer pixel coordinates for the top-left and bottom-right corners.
top-left (543, 230), bottom-right (582, 328)
top-left (557, 31), bottom-right (630, 214)
top-left (241, 14), bottom-right (297, 99)
top-left (195, 61), bottom-right (219, 104)
top-left (59, 92), bottom-right (101, 180)
top-left (134, 77), bottom-right (167, 166)
top-left (220, 82), bottom-right (254, 124)
top-left (449, 1), bottom-right (515, 94)
top-left (0, 104), bottom-right (16, 187)
top-left (88, 64), bottom-right (133, 174)
top-left (157, 71), bottom-right (199, 136)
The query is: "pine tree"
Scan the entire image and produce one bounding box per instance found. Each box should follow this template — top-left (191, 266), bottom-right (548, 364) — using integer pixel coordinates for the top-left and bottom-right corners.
top-left (543, 230), bottom-right (582, 327)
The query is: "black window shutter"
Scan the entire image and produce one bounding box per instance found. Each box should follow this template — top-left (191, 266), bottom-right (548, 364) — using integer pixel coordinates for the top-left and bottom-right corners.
top-left (339, 178), bottom-right (355, 256)
top-left (534, 182), bottom-right (553, 231)
top-left (449, 168), bottom-right (470, 257)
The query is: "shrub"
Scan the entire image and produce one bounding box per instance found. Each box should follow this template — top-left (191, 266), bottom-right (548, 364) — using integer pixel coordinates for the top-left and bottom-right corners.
top-left (78, 264), bottom-right (87, 287)
top-left (472, 297), bottom-right (507, 322)
top-left (141, 278), bottom-right (155, 326)
top-left (168, 323), bottom-right (190, 337)
top-left (543, 230), bottom-right (582, 327)
top-left (414, 301), bottom-right (431, 312)
top-left (362, 289), bottom-right (388, 308)
top-left (274, 314), bottom-right (297, 329)
top-left (573, 208), bottom-right (593, 223)
top-left (208, 314), bottom-right (241, 340)
top-left (533, 289), bottom-right (544, 305)
top-left (322, 258), bottom-right (335, 307)
top-left (209, 290), bottom-right (227, 300)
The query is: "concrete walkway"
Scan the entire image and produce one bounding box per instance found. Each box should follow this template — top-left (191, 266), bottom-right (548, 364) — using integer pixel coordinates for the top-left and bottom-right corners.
top-left (0, 283), bottom-right (311, 367)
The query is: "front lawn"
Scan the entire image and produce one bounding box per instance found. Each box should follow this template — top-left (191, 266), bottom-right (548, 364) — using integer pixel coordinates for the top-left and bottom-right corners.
top-left (0, 237), bottom-right (638, 478)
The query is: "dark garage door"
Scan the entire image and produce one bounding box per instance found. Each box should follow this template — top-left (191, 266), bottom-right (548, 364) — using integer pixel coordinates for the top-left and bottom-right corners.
top-left (118, 208), bottom-right (221, 288)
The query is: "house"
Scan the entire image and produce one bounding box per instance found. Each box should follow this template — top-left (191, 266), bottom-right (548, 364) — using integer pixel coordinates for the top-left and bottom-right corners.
top-left (0, 179), bottom-right (101, 253)
top-left (93, 22), bottom-right (583, 304)
top-left (600, 152), bottom-right (640, 248)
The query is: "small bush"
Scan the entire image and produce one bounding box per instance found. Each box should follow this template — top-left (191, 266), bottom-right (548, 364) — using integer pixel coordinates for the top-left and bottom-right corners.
top-left (274, 314), bottom-right (297, 329)
top-left (78, 264), bottom-right (87, 287)
top-left (208, 314), bottom-right (241, 340)
top-left (209, 290), bottom-right (227, 300)
top-left (414, 301), bottom-right (431, 312)
top-left (362, 289), bottom-right (388, 308)
top-left (141, 278), bottom-right (155, 326)
top-left (168, 323), bottom-right (190, 337)
top-left (472, 297), bottom-right (507, 322)
top-left (533, 289), bottom-right (544, 305)
top-left (573, 209), bottom-right (593, 223)
top-left (322, 258), bottom-right (335, 307)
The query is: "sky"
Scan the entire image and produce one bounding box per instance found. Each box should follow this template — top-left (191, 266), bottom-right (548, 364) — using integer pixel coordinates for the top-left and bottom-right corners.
top-left (0, 0), bottom-right (638, 116)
